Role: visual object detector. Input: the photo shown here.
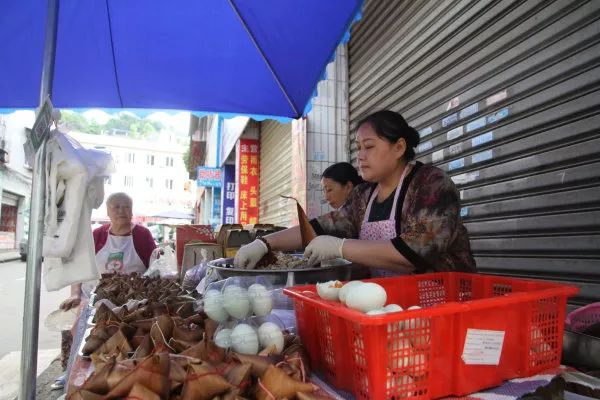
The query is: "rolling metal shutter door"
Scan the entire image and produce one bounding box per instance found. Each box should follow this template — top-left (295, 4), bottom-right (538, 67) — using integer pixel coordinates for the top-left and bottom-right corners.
top-left (259, 121), bottom-right (293, 227)
top-left (348, 0), bottom-right (600, 305)
top-left (1, 191), bottom-right (19, 207)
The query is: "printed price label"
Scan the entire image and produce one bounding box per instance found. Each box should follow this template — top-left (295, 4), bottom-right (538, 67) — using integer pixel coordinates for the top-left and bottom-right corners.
top-left (462, 329), bottom-right (505, 365)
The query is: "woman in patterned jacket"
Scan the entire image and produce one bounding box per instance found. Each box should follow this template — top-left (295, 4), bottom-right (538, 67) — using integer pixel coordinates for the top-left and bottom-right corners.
top-left (235, 110), bottom-right (476, 275)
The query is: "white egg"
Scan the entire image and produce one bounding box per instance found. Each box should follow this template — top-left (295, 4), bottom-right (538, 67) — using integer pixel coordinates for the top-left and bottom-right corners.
top-left (203, 293), bottom-right (229, 323)
top-left (251, 294), bottom-right (273, 317)
top-left (257, 322), bottom-right (284, 353)
top-left (205, 289), bottom-right (222, 299)
top-left (224, 285), bottom-right (245, 296)
top-left (248, 284), bottom-right (269, 298)
top-left (366, 308), bottom-right (387, 316)
top-left (339, 281), bottom-right (364, 304)
top-left (386, 373), bottom-right (417, 397)
top-left (316, 281), bottom-right (342, 301)
top-left (230, 324), bottom-right (259, 355)
top-left (384, 304), bottom-right (404, 313)
top-left (387, 332), bottom-right (413, 369)
top-left (409, 350), bottom-right (428, 378)
top-left (530, 324), bottom-right (554, 364)
top-left (345, 282), bottom-right (387, 313)
top-left (214, 328), bottom-right (233, 349)
top-left (404, 305), bottom-right (430, 348)
top-left (223, 286), bottom-right (251, 319)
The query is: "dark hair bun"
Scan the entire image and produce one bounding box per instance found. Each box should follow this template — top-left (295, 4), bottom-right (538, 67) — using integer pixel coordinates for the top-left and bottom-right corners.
top-left (321, 162), bottom-right (364, 186)
top-left (357, 110), bottom-right (420, 160)
top-left (406, 126), bottom-right (421, 149)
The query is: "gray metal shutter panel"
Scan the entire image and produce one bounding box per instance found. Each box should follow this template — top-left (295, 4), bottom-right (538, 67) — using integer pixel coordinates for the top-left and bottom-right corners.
top-left (348, 0), bottom-right (600, 304)
top-left (259, 121), bottom-right (293, 227)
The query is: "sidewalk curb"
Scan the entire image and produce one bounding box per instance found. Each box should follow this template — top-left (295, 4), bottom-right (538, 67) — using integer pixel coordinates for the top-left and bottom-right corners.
top-left (0, 257), bottom-right (21, 264)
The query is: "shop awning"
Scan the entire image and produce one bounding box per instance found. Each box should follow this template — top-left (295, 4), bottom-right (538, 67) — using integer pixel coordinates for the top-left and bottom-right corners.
top-left (0, 0), bottom-right (362, 120)
top-left (151, 210), bottom-right (194, 220)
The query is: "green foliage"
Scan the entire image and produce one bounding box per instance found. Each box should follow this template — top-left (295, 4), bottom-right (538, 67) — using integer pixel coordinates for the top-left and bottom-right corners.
top-left (183, 146), bottom-right (191, 172)
top-left (60, 111), bottom-right (166, 138)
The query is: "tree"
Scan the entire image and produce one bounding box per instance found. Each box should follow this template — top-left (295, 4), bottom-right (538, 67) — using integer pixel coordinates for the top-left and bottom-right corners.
top-left (60, 111), bottom-right (94, 133)
top-left (183, 146), bottom-right (191, 172)
top-left (59, 110), bottom-right (172, 138)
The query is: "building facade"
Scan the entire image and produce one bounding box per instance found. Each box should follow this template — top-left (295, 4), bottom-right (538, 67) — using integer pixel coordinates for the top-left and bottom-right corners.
top-left (0, 111), bottom-right (33, 250)
top-left (190, 45), bottom-right (350, 230)
top-left (69, 131), bottom-right (194, 222)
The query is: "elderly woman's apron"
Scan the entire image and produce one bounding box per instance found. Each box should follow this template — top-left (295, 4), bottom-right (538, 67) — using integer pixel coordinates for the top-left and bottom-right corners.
top-left (82, 225), bottom-right (146, 296)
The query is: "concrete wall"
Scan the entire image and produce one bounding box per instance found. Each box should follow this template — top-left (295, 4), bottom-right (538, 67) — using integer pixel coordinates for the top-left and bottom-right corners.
top-left (305, 45), bottom-right (349, 218)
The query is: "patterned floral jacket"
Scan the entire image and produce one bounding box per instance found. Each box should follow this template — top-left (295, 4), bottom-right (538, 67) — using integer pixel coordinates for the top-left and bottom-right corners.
top-left (310, 162), bottom-right (476, 273)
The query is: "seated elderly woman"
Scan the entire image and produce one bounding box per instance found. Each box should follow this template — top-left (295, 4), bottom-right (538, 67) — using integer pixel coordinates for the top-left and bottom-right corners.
top-left (60, 192), bottom-right (156, 310)
top-left (52, 192), bottom-right (156, 390)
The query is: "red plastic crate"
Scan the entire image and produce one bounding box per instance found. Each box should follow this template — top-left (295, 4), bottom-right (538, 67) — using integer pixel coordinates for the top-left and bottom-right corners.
top-left (284, 273), bottom-right (578, 400)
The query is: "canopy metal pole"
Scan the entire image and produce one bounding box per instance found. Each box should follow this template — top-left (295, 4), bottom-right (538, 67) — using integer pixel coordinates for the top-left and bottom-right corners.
top-left (19, 0), bottom-right (58, 399)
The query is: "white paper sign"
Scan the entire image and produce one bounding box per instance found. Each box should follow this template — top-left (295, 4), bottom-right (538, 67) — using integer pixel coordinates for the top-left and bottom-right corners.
top-left (462, 329), bottom-right (505, 365)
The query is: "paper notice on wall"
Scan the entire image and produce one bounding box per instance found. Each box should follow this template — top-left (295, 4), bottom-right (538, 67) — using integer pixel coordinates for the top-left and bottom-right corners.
top-left (462, 329), bottom-right (505, 365)
top-left (486, 89), bottom-right (508, 106)
top-left (446, 96), bottom-right (460, 111)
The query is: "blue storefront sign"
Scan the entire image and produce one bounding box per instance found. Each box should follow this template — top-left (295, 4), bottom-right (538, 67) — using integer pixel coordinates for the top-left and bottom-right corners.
top-left (212, 187), bottom-right (222, 229)
top-left (221, 164), bottom-right (236, 224)
top-left (197, 167), bottom-right (222, 188)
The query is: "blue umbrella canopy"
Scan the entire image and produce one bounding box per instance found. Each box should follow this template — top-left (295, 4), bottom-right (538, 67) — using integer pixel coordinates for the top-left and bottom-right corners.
top-left (0, 0), bottom-right (362, 119)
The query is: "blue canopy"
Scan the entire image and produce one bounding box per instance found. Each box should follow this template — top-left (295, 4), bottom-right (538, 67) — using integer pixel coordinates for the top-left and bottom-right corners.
top-left (0, 1), bottom-right (362, 119)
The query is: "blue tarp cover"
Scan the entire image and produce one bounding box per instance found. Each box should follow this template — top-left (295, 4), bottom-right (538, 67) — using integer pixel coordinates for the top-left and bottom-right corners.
top-left (0, 0), bottom-right (362, 119)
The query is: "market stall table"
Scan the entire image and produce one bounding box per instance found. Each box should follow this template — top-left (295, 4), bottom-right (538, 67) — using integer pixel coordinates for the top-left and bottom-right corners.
top-left (65, 299), bottom-right (575, 400)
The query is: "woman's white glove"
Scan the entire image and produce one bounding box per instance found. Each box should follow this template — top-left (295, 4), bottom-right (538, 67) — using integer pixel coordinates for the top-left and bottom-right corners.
top-left (233, 239), bottom-right (268, 269)
top-left (304, 236), bottom-right (345, 266)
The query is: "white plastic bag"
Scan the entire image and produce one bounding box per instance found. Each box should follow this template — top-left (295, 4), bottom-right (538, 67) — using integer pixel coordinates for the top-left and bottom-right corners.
top-left (144, 245), bottom-right (178, 279)
top-left (44, 308), bottom-right (77, 332)
top-left (42, 130), bottom-right (114, 291)
top-left (182, 249), bottom-right (210, 291)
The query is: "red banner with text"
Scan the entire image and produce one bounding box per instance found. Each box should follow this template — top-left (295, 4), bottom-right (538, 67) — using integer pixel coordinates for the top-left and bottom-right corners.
top-left (237, 139), bottom-right (260, 224)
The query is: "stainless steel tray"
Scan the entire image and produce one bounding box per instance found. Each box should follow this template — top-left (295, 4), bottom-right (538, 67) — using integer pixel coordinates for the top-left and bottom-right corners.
top-left (207, 257), bottom-right (354, 286)
top-left (562, 329), bottom-right (600, 370)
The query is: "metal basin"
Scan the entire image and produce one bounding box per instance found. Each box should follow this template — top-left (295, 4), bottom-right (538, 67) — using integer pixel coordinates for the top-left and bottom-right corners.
top-left (207, 257), bottom-right (355, 287)
top-left (562, 329), bottom-right (600, 370)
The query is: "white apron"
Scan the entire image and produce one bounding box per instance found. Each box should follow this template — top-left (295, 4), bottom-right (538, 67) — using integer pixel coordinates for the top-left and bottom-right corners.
top-left (359, 162), bottom-right (414, 277)
top-left (82, 225), bottom-right (146, 296)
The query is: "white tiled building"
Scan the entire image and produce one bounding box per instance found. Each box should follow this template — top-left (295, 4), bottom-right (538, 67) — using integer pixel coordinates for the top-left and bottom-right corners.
top-left (0, 111), bottom-right (34, 249)
top-left (68, 131), bottom-right (194, 221)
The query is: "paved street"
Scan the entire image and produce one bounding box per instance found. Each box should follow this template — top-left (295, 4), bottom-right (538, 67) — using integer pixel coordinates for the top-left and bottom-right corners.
top-left (0, 260), bottom-right (70, 400)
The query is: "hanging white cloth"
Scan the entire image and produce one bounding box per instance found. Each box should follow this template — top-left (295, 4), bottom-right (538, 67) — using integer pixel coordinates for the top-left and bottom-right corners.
top-left (43, 130), bottom-right (114, 291)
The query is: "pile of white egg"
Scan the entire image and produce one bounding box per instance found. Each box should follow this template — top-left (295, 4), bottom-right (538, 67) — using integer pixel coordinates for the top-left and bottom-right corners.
top-left (214, 320), bottom-right (285, 355)
top-left (316, 280), bottom-right (388, 313)
top-left (203, 277), bottom-right (285, 356)
top-left (203, 282), bottom-right (274, 321)
top-left (316, 279), bottom-right (430, 388)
